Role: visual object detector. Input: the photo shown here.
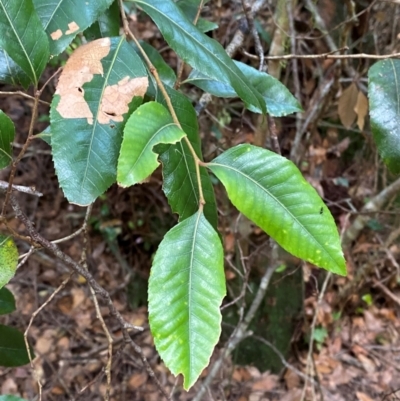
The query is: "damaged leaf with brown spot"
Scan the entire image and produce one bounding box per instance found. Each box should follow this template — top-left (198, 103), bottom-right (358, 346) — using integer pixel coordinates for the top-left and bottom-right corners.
top-left (33, 0), bottom-right (114, 55)
top-left (50, 36), bottom-right (149, 206)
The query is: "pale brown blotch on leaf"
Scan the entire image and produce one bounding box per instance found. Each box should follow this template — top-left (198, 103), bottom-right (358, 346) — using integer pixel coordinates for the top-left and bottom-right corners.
top-left (55, 38), bottom-right (111, 125)
top-left (99, 76), bottom-right (149, 124)
top-left (65, 21), bottom-right (80, 35)
top-left (55, 38), bottom-right (148, 125)
top-left (50, 29), bottom-right (63, 40)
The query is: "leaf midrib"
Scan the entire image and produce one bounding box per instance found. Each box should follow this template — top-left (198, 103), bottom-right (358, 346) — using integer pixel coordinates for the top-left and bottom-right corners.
top-left (79, 36), bottom-right (125, 200)
top-left (188, 211), bottom-right (202, 382)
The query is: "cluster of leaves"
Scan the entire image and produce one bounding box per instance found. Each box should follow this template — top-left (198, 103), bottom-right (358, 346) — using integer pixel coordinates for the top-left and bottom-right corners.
top-left (0, 0), bottom-right (354, 390)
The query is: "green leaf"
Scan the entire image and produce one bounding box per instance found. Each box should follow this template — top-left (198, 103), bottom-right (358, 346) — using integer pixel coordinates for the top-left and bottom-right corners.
top-left (0, 235), bottom-right (18, 289)
top-left (0, 49), bottom-right (30, 88)
top-left (33, 0), bottom-right (114, 55)
top-left (0, 324), bottom-right (32, 367)
top-left (185, 61), bottom-right (303, 116)
top-left (0, 0), bottom-right (49, 86)
top-left (84, 0), bottom-right (120, 40)
top-left (0, 287), bottom-right (16, 315)
top-left (0, 396), bottom-right (28, 401)
top-left (176, 0), bottom-right (217, 32)
top-left (133, 0), bottom-right (265, 113)
top-left (368, 59), bottom-right (400, 174)
top-left (118, 102), bottom-right (186, 186)
top-left (50, 37), bottom-right (149, 205)
top-left (131, 41), bottom-right (176, 89)
top-left (148, 211), bottom-right (225, 390)
top-left (0, 110), bottom-right (15, 169)
top-left (208, 145), bottom-right (346, 275)
top-left (157, 87), bottom-right (218, 230)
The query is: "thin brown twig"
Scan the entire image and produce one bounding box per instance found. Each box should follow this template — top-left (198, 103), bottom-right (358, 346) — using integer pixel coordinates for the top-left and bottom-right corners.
top-left (241, 0), bottom-right (264, 71)
top-left (24, 272), bottom-right (74, 401)
top-left (264, 50), bottom-right (400, 60)
top-left (118, 0), bottom-right (204, 207)
top-left (0, 91), bottom-right (50, 105)
top-left (174, 0), bottom-right (205, 89)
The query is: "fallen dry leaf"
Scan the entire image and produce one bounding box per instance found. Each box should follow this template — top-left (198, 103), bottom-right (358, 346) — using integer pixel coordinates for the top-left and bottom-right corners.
top-left (251, 372), bottom-right (279, 391)
top-left (354, 90), bottom-right (368, 130)
top-left (356, 391), bottom-right (374, 401)
top-left (338, 83), bottom-right (358, 129)
top-left (128, 372), bottom-right (147, 389)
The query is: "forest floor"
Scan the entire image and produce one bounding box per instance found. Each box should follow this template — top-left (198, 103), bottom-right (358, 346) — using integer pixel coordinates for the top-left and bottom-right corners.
top-left (1, 1), bottom-right (400, 400)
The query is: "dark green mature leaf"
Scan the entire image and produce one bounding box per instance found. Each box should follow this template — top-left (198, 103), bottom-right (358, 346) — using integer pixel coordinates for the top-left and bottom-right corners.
top-left (0, 235), bottom-right (18, 290)
top-left (33, 0), bottom-right (114, 55)
top-left (84, 0), bottom-right (120, 41)
top-left (176, 0), bottom-right (217, 32)
top-left (157, 87), bottom-right (218, 230)
top-left (186, 61), bottom-right (302, 116)
top-left (0, 396), bottom-right (28, 401)
top-left (118, 102), bottom-right (185, 186)
top-left (0, 324), bottom-right (32, 367)
top-left (149, 211), bottom-right (225, 390)
top-left (133, 0), bottom-right (265, 113)
top-left (208, 145), bottom-right (346, 275)
top-left (131, 41), bottom-right (176, 89)
top-left (0, 0), bottom-right (49, 86)
top-left (0, 287), bottom-right (15, 315)
top-left (0, 49), bottom-right (30, 88)
top-left (368, 59), bottom-right (400, 174)
top-left (51, 37), bottom-right (148, 205)
top-left (0, 110), bottom-right (14, 169)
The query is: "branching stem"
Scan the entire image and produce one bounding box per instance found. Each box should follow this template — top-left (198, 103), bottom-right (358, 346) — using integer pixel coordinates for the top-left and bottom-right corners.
top-left (118, 0), bottom-right (205, 205)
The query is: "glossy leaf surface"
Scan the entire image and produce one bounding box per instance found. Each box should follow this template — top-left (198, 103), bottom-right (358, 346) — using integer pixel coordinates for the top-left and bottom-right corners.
top-left (133, 0), bottom-right (265, 113)
top-left (0, 235), bottom-right (18, 290)
top-left (0, 0), bottom-right (49, 86)
top-left (0, 50), bottom-right (30, 88)
top-left (0, 110), bottom-right (14, 169)
top-left (149, 211), bottom-right (225, 390)
top-left (33, 0), bottom-right (114, 55)
top-left (0, 287), bottom-right (15, 315)
top-left (51, 37), bottom-right (148, 205)
top-left (368, 59), bottom-right (400, 174)
top-left (84, 0), bottom-right (120, 40)
top-left (157, 87), bottom-right (218, 229)
top-left (0, 396), bottom-right (28, 401)
top-left (208, 145), bottom-right (346, 275)
top-left (186, 61), bottom-right (302, 116)
top-left (118, 102), bottom-right (185, 186)
top-left (0, 324), bottom-right (32, 367)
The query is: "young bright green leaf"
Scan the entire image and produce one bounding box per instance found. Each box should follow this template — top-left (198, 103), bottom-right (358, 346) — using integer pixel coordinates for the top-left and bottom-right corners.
top-left (0, 287), bottom-right (15, 315)
top-left (0, 0), bottom-right (49, 86)
top-left (0, 324), bottom-right (32, 367)
top-left (0, 235), bottom-right (18, 290)
top-left (51, 37), bottom-right (149, 205)
top-left (157, 87), bottom-right (218, 230)
top-left (117, 102), bottom-right (185, 187)
top-left (84, 0), bottom-right (120, 41)
top-left (368, 59), bottom-right (400, 174)
top-left (0, 50), bottom-right (30, 89)
top-left (208, 145), bottom-right (346, 275)
top-left (133, 0), bottom-right (265, 113)
top-left (0, 110), bottom-right (15, 169)
top-left (148, 211), bottom-right (225, 390)
top-left (33, 0), bottom-right (114, 55)
top-left (186, 61), bottom-right (303, 116)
